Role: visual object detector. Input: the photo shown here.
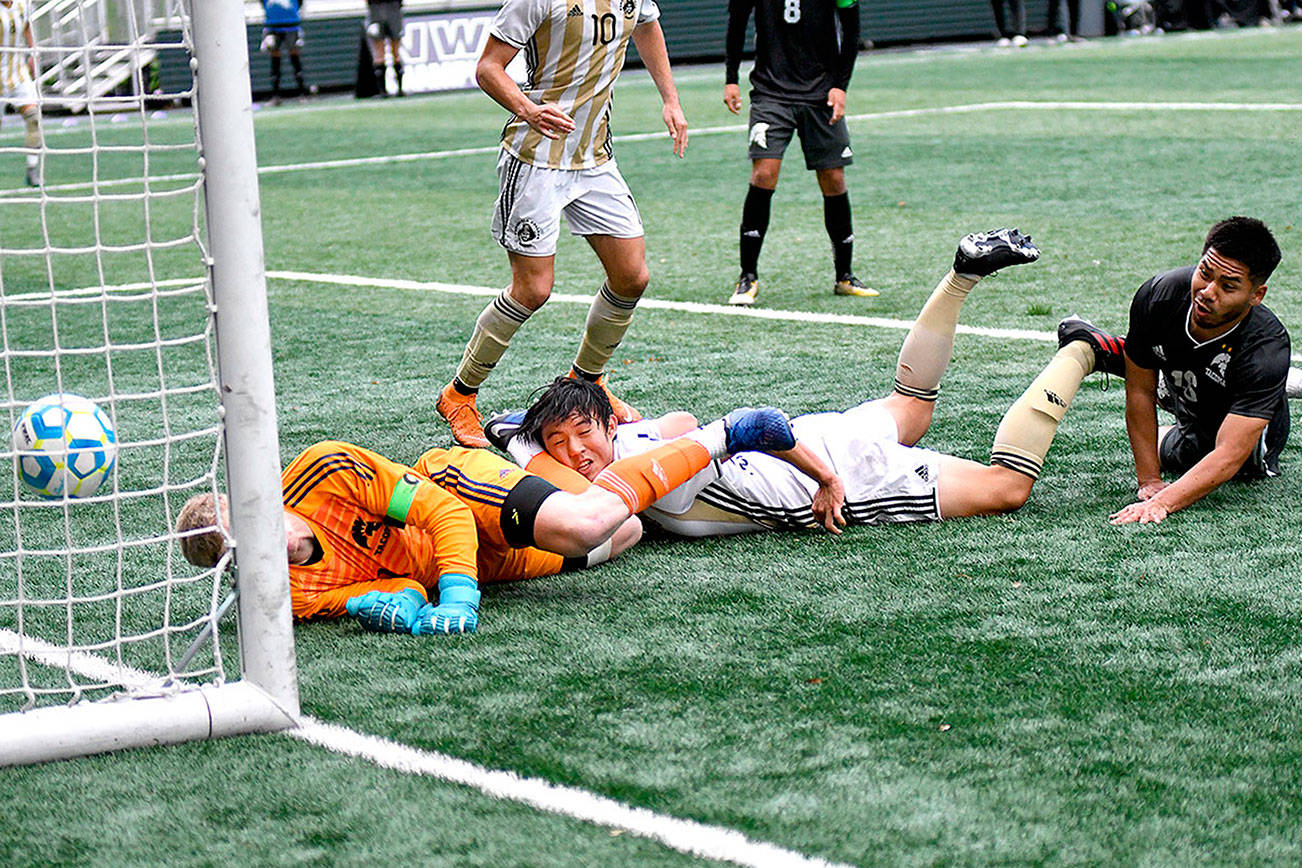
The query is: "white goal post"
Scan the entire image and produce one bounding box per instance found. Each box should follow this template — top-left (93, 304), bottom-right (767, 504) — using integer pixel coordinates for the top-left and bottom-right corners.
top-left (0, 0), bottom-right (299, 766)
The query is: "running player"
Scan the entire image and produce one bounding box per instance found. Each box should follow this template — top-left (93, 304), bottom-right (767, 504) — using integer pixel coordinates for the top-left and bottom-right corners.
top-left (175, 408), bottom-right (794, 635)
top-left (491, 229), bottom-right (1125, 534)
top-left (0, 0), bottom-right (41, 187)
top-left (1055, 217), bottom-right (1290, 525)
top-left (723, 0), bottom-right (871, 306)
top-left (435, 0), bottom-right (688, 447)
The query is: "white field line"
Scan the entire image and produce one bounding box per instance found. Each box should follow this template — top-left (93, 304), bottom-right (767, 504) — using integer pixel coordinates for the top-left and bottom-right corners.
top-left (7, 98), bottom-right (1299, 196)
top-left (267, 269), bottom-right (1057, 343)
top-left (290, 719), bottom-right (853, 868)
top-left (1, 628), bottom-right (848, 868)
top-left (268, 270), bottom-right (1302, 364)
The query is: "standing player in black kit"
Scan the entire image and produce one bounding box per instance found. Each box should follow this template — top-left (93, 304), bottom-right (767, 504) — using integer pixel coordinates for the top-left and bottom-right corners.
top-left (1057, 217), bottom-right (1291, 525)
top-left (723, 0), bottom-right (872, 306)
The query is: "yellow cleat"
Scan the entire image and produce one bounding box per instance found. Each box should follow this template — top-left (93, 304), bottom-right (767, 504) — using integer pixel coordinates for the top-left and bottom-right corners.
top-left (728, 273), bottom-right (759, 306)
top-left (834, 275), bottom-right (880, 297)
top-left (436, 382), bottom-right (490, 448)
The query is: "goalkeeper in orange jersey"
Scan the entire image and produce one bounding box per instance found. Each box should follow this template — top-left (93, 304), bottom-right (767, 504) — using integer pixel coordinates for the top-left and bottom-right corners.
top-left (175, 408), bottom-right (796, 636)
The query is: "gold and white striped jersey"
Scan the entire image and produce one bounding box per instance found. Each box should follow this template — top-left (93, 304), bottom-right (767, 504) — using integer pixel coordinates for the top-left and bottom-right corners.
top-left (0, 0), bottom-right (34, 93)
top-left (492, 0), bottom-right (660, 170)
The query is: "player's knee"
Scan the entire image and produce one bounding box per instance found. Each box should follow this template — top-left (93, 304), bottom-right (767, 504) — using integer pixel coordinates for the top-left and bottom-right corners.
top-left (750, 163), bottom-right (779, 188)
top-left (815, 168), bottom-right (847, 196)
top-left (611, 264), bottom-right (649, 297)
top-left (987, 470), bottom-right (1033, 514)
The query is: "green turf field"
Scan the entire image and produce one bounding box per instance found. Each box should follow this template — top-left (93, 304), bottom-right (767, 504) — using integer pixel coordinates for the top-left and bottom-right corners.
top-left (5, 26), bottom-right (1302, 866)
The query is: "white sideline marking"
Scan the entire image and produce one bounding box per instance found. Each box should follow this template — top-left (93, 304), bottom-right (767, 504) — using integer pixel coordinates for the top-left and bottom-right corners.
top-left (267, 269), bottom-right (1057, 343)
top-left (1, 628), bottom-right (847, 868)
top-left (4, 98), bottom-right (1298, 196)
top-left (290, 718), bottom-right (852, 868)
top-left (268, 270), bottom-right (1302, 365)
top-left (250, 100), bottom-right (1302, 178)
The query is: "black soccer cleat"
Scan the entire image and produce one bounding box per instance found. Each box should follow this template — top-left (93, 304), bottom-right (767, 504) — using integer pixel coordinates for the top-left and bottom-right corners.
top-left (953, 228), bottom-right (1040, 277)
top-left (484, 409), bottom-right (526, 452)
top-left (1058, 315), bottom-right (1126, 376)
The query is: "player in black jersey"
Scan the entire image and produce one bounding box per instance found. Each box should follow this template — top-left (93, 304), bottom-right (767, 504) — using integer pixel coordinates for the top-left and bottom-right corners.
top-left (1059, 217), bottom-right (1291, 524)
top-left (723, 0), bottom-right (871, 306)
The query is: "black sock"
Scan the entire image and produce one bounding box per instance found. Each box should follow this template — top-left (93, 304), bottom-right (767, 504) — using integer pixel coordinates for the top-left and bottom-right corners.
top-left (290, 54), bottom-right (305, 92)
top-left (570, 366), bottom-right (601, 383)
top-left (373, 63), bottom-right (387, 93)
top-left (739, 184), bottom-right (774, 277)
top-left (394, 62), bottom-right (404, 94)
top-left (451, 377), bottom-right (478, 396)
top-left (270, 55), bottom-right (282, 95)
top-left (824, 192), bottom-right (854, 279)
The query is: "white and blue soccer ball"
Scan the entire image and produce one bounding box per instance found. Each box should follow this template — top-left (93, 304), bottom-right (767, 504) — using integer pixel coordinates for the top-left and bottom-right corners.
top-left (12, 393), bottom-right (117, 499)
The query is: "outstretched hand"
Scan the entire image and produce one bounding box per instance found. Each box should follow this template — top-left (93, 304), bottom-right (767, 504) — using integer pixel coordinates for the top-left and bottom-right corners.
top-left (663, 102), bottom-right (688, 157)
top-left (1110, 499), bottom-right (1169, 525)
top-left (812, 475), bottom-right (847, 534)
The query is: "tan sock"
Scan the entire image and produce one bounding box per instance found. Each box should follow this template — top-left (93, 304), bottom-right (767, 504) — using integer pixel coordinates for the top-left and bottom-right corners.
top-left (893, 270), bottom-right (978, 401)
top-left (990, 341), bottom-right (1094, 479)
top-left (454, 288), bottom-right (533, 389)
top-left (572, 283), bottom-right (639, 378)
top-left (593, 439), bottom-right (711, 514)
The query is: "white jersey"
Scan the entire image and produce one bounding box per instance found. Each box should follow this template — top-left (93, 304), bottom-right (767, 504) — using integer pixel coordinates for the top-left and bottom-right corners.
top-left (506, 400), bottom-right (943, 538)
top-left (0, 0), bottom-right (34, 93)
top-left (491, 0), bottom-right (659, 170)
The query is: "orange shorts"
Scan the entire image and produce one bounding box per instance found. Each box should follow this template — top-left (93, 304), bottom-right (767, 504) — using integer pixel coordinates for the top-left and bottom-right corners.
top-left (414, 446), bottom-right (566, 584)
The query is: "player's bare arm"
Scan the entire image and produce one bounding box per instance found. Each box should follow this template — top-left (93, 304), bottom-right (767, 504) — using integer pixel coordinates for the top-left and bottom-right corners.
top-left (653, 411), bottom-right (700, 439)
top-left (771, 442), bottom-right (847, 534)
top-left (826, 88), bottom-right (846, 124)
top-left (475, 35), bottom-right (575, 140)
top-left (632, 21), bottom-right (688, 158)
top-left (1111, 413), bottom-right (1268, 525)
top-left (1122, 355), bottom-right (1166, 499)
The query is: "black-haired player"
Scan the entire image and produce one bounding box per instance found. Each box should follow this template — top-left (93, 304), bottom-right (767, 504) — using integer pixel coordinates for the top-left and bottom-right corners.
top-left (1058, 217), bottom-right (1291, 524)
top-left (723, 0), bottom-right (872, 306)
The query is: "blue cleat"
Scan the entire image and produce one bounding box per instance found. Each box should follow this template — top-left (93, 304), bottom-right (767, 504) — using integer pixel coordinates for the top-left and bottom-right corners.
top-left (723, 407), bottom-right (796, 454)
top-left (484, 408), bottom-right (526, 452)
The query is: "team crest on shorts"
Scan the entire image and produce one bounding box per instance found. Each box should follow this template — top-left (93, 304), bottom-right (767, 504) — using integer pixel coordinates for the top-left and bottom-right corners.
top-left (749, 123), bottom-right (769, 149)
top-left (622, 0), bottom-right (636, 17)
top-left (514, 218), bottom-right (539, 247)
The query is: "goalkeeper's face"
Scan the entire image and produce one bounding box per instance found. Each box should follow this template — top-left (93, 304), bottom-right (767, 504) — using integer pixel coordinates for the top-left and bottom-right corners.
top-left (541, 411), bottom-right (619, 481)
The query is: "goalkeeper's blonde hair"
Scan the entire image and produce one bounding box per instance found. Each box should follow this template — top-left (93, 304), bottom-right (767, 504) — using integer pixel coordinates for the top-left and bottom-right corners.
top-left (176, 492), bottom-right (231, 568)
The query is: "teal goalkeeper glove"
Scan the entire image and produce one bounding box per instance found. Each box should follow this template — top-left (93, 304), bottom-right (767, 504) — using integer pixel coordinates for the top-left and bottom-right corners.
top-left (345, 587), bottom-right (426, 633)
top-left (412, 574), bottom-right (481, 635)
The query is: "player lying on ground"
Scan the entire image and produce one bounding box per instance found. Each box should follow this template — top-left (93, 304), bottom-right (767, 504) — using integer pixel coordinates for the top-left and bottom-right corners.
top-left (490, 229), bottom-right (1129, 533)
top-left (1054, 217), bottom-right (1291, 525)
top-left (174, 409), bottom-right (795, 636)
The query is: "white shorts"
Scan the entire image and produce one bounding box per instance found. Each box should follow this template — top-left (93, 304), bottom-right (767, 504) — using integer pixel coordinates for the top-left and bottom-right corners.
top-left (1, 79), bottom-right (38, 110)
top-left (694, 401), bottom-right (943, 529)
top-left (491, 151), bottom-right (643, 256)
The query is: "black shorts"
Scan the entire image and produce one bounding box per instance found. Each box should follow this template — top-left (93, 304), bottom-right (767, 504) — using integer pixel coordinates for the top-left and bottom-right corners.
top-left (262, 28), bottom-right (303, 51)
top-left (746, 97), bottom-right (853, 171)
top-left (366, 1), bottom-right (404, 40)
top-left (1159, 416), bottom-right (1288, 480)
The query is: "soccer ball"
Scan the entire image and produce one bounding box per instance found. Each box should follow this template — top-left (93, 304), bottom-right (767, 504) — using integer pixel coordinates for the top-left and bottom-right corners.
top-left (12, 393), bottom-right (118, 499)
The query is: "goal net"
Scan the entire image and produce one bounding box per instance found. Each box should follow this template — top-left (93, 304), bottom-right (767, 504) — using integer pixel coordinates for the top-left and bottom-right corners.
top-left (0, 0), bottom-right (298, 766)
